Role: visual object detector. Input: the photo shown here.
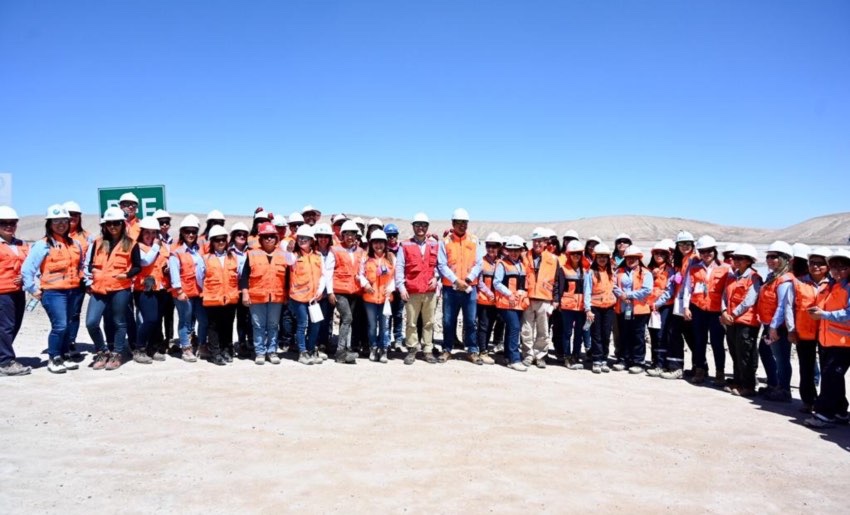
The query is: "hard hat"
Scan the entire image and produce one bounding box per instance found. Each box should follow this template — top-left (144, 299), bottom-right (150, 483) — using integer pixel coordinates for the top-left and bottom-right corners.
top-left (563, 229), bottom-right (579, 240)
top-left (367, 217), bottom-right (383, 228)
top-left (257, 222), bottom-right (278, 236)
top-left (63, 201), bottom-right (82, 214)
top-left (722, 242), bottom-right (738, 255)
top-left (484, 232), bottom-right (502, 244)
top-left (179, 214), bottom-right (201, 229)
top-left (206, 209), bottom-right (225, 222)
top-left (808, 246), bottom-right (832, 260)
top-left (791, 243), bottom-right (811, 260)
top-left (0, 206), bottom-right (18, 220)
top-left (340, 221), bottom-right (360, 233)
top-left (119, 192), bottom-right (139, 204)
top-left (767, 240), bottom-right (793, 257)
top-left (208, 225), bottom-right (229, 239)
top-left (295, 225), bottom-right (315, 239)
top-left (586, 235), bottom-right (601, 245)
top-left (383, 223), bottom-right (399, 235)
top-left (139, 217), bottom-right (160, 231)
top-left (451, 208), bottom-right (470, 221)
top-left (273, 216), bottom-right (288, 227)
top-left (101, 207), bottom-right (125, 223)
top-left (542, 228), bottom-right (557, 239)
top-left (828, 248), bottom-right (850, 263)
top-left (696, 235), bottom-right (717, 250)
top-left (45, 204), bottom-right (71, 220)
top-left (623, 245), bottom-right (644, 258)
top-left (153, 209), bottom-right (171, 219)
top-left (614, 233), bottom-right (632, 243)
top-left (412, 212), bottom-right (430, 224)
top-left (530, 227), bottom-right (548, 240)
top-left (593, 243), bottom-right (612, 255)
top-left (331, 213), bottom-right (348, 225)
top-left (370, 229), bottom-right (388, 241)
top-left (301, 204), bottom-right (320, 215)
top-left (565, 240), bottom-right (584, 253)
top-left (353, 217), bottom-right (365, 226)
top-left (732, 243), bottom-right (758, 262)
top-left (313, 223), bottom-right (333, 236)
top-left (504, 235), bottom-right (524, 249)
top-left (652, 239), bottom-right (675, 252)
top-left (288, 212), bottom-right (304, 224)
top-left (230, 222), bottom-right (249, 234)
top-left (675, 230), bottom-right (695, 243)
top-left (254, 210), bottom-right (270, 220)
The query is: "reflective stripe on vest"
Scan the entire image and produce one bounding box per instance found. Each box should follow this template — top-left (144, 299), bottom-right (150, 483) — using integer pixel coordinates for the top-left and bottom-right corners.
top-left (649, 266), bottom-right (674, 307)
top-left (402, 240), bottom-right (438, 294)
top-left (362, 256), bottom-right (394, 304)
top-left (171, 248), bottom-right (201, 298)
top-left (757, 272), bottom-right (794, 325)
top-left (477, 258), bottom-right (497, 306)
top-left (40, 238), bottom-right (82, 291)
top-left (441, 233), bottom-right (478, 287)
top-left (559, 264), bottom-right (585, 312)
top-left (0, 240), bottom-right (29, 294)
top-left (247, 250), bottom-right (288, 304)
top-left (525, 251), bottom-right (558, 301)
top-left (793, 277), bottom-right (828, 341)
top-left (133, 243), bottom-right (170, 292)
top-left (689, 263), bottom-right (730, 313)
top-left (724, 270), bottom-right (761, 327)
top-left (495, 260), bottom-right (529, 311)
top-left (331, 246), bottom-right (363, 295)
top-left (615, 268), bottom-right (650, 315)
top-left (202, 254), bottom-right (240, 306)
top-left (91, 240), bottom-right (133, 294)
top-left (289, 252), bottom-right (322, 303)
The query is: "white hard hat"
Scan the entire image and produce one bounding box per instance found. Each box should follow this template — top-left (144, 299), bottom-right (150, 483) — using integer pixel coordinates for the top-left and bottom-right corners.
top-left (541, 228), bottom-right (557, 239)
top-left (301, 204), bottom-right (320, 215)
top-left (273, 216), bottom-right (288, 227)
top-left (593, 243), bottom-right (612, 255)
top-left (101, 207), bottom-right (125, 223)
top-left (530, 227), bottom-right (548, 240)
top-left (254, 210), bottom-right (270, 220)
top-left (623, 245), bottom-right (644, 258)
top-left (767, 240), bottom-right (793, 257)
top-left (732, 243), bottom-right (758, 262)
top-left (563, 229), bottom-right (579, 240)
top-left (45, 204), bottom-right (70, 220)
top-left (0, 206), bottom-right (18, 220)
top-left (675, 230), bottom-right (695, 243)
top-left (792, 243), bottom-right (811, 260)
top-left (722, 242), bottom-right (738, 255)
top-left (63, 201), bottom-right (82, 213)
top-left (119, 192), bottom-right (139, 204)
top-left (696, 235), bottom-right (717, 250)
top-left (652, 239), bottom-right (675, 252)
top-left (587, 235), bottom-right (601, 245)
top-left (451, 208), bottom-right (470, 221)
top-left (484, 232), bottom-right (502, 244)
top-left (340, 220), bottom-right (360, 233)
top-left (413, 212), bottom-right (430, 224)
top-left (295, 225), bottom-right (315, 239)
top-left (139, 217), bottom-right (160, 231)
top-left (208, 225), bottom-right (229, 239)
top-left (153, 209), bottom-right (171, 219)
top-left (370, 229), bottom-right (388, 241)
top-left (565, 240), bottom-right (584, 253)
top-left (504, 235), bottom-right (524, 249)
top-left (368, 217), bottom-right (383, 227)
top-left (230, 222), bottom-right (249, 234)
top-left (808, 246), bottom-right (832, 260)
top-left (828, 248), bottom-right (850, 263)
top-left (332, 213), bottom-right (348, 225)
top-left (288, 212), bottom-right (305, 224)
top-left (179, 214), bottom-right (201, 229)
top-left (614, 233), bottom-right (632, 242)
top-left (206, 209), bottom-right (225, 222)
top-left (313, 223), bottom-right (333, 236)
top-left (352, 217), bottom-right (365, 226)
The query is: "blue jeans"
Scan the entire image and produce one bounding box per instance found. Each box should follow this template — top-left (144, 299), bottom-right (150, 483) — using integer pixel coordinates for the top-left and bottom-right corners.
top-left (290, 300), bottom-right (319, 353)
top-left (364, 301), bottom-right (390, 350)
top-left (560, 309), bottom-right (586, 358)
top-left (441, 287), bottom-right (478, 353)
top-left (41, 288), bottom-right (81, 358)
top-left (86, 289), bottom-right (131, 353)
top-left (134, 291), bottom-right (163, 352)
top-left (767, 325), bottom-right (792, 391)
top-left (250, 302), bottom-right (282, 355)
top-left (67, 286), bottom-right (86, 345)
top-left (175, 296), bottom-right (208, 350)
top-left (317, 297), bottom-right (333, 348)
top-left (500, 309), bottom-right (522, 364)
top-left (0, 291), bottom-right (25, 365)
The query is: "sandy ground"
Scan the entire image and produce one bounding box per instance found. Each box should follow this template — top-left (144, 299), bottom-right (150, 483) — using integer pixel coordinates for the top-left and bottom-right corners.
top-left (3, 303), bottom-right (850, 514)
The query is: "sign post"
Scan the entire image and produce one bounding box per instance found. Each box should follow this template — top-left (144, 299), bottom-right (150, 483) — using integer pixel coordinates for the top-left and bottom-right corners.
top-left (98, 185), bottom-right (166, 219)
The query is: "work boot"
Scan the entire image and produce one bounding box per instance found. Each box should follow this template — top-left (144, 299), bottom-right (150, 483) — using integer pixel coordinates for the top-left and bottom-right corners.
top-left (92, 351), bottom-right (110, 370)
top-left (479, 352), bottom-right (495, 365)
top-left (437, 351), bottom-right (451, 363)
top-left (211, 354), bottom-right (226, 366)
top-left (690, 368), bottom-right (706, 384)
top-left (467, 352), bottom-right (483, 365)
top-left (403, 351), bottom-right (417, 365)
top-left (133, 350), bottom-right (153, 364)
top-left (105, 352), bottom-right (126, 371)
top-left (298, 352), bottom-right (313, 365)
top-left (535, 358), bottom-right (546, 369)
top-left (267, 353), bottom-right (281, 365)
top-left (425, 353), bottom-right (438, 364)
top-left (335, 348), bottom-right (358, 364)
top-left (713, 370), bottom-right (726, 385)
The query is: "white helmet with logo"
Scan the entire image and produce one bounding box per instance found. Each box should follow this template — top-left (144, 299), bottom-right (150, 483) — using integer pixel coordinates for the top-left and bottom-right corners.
top-left (45, 204), bottom-right (70, 220)
top-left (675, 230), bottom-right (695, 243)
top-left (101, 207), bottom-right (125, 223)
top-left (313, 223), bottom-right (333, 236)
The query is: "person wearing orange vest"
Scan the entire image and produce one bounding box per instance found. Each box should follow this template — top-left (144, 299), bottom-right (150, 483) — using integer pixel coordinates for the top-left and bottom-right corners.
top-left (666, 230), bottom-right (698, 377)
top-left (584, 243), bottom-right (616, 374)
top-left (719, 244), bottom-right (762, 396)
top-left (168, 214), bottom-right (208, 363)
top-left (756, 241), bottom-right (796, 402)
top-left (240, 222), bottom-right (287, 365)
top-left (331, 214), bottom-right (348, 246)
top-left (248, 209), bottom-right (272, 250)
top-left (358, 230), bottom-right (395, 363)
top-left (474, 232), bottom-right (503, 366)
top-left (131, 216), bottom-right (171, 364)
top-left (118, 192), bottom-right (141, 241)
top-left (804, 249), bottom-right (850, 428)
top-left (198, 209), bottom-right (226, 254)
top-left (227, 222), bottom-right (252, 358)
top-left (0, 205), bottom-right (30, 376)
top-left (153, 209), bottom-right (175, 348)
top-left (645, 239), bottom-right (676, 377)
top-left (21, 205), bottom-right (84, 374)
top-left (790, 247), bottom-right (831, 412)
top-left (313, 223), bottom-right (336, 360)
top-left (327, 220), bottom-right (366, 364)
top-left (493, 236), bottom-right (530, 371)
top-left (284, 225), bottom-right (326, 365)
top-left (84, 207), bottom-right (141, 371)
top-left (682, 236), bottom-right (730, 384)
top-left (62, 201), bottom-right (92, 356)
top-left (521, 228), bottom-right (559, 368)
top-left (436, 208), bottom-right (483, 364)
top-left (553, 240), bottom-right (588, 370)
top-left (612, 246), bottom-right (653, 374)
top-left (200, 225), bottom-right (240, 366)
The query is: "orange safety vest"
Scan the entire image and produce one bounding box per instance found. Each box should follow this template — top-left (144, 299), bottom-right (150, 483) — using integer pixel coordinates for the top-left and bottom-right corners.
top-left (477, 257), bottom-right (497, 306)
top-left (202, 253), bottom-right (240, 306)
top-left (90, 238), bottom-right (133, 294)
top-left (171, 246), bottom-right (202, 298)
top-left (793, 276), bottom-right (829, 341)
top-left (559, 263), bottom-right (585, 312)
top-left (495, 260), bottom-right (529, 311)
top-left (818, 280), bottom-right (850, 348)
top-left (441, 232), bottom-right (479, 287)
top-left (648, 265), bottom-right (674, 307)
top-left (0, 239), bottom-right (29, 294)
top-left (524, 250), bottom-right (558, 301)
top-left (688, 263), bottom-right (730, 313)
top-left (331, 246), bottom-right (363, 295)
top-left (674, 252), bottom-right (696, 297)
top-left (401, 239), bottom-right (439, 294)
top-left (40, 237), bottom-right (83, 291)
top-left (133, 243), bottom-right (170, 291)
top-left (614, 267), bottom-right (650, 315)
top-left (362, 255), bottom-right (394, 304)
top-left (289, 251), bottom-right (323, 303)
top-left (246, 249), bottom-right (288, 304)
top-left (589, 270), bottom-right (616, 309)
top-left (757, 272), bottom-right (795, 326)
top-left (725, 269), bottom-right (761, 327)
top-left (70, 230), bottom-right (91, 260)
top-left (126, 218), bottom-right (141, 241)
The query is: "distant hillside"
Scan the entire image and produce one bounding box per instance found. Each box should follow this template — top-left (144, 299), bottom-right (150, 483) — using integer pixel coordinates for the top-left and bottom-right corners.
top-left (768, 212), bottom-right (850, 245)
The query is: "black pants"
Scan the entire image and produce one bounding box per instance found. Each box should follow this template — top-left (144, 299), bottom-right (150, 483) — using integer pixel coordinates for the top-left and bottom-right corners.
top-left (797, 339), bottom-right (820, 406)
top-left (648, 305), bottom-right (672, 368)
top-left (206, 304), bottom-right (236, 357)
top-left (551, 311), bottom-right (563, 357)
top-left (727, 323), bottom-right (759, 390)
top-left (476, 304), bottom-right (499, 352)
top-left (814, 346), bottom-right (850, 419)
top-left (617, 313), bottom-right (649, 367)
top-left (590, 306), bottom-right (615, 364)
top-left (236, 302), bottom-right (252, 346)
top-left (278, 301), bottom-right (295, 348)
top-left (161, 293), bottom-right (174, 342)
top-left (665, 314), bottom-right (693, 371)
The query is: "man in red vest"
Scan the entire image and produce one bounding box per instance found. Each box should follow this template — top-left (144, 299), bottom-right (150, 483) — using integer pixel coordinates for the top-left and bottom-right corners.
top-left (396, 213), bottom-right (440, 364)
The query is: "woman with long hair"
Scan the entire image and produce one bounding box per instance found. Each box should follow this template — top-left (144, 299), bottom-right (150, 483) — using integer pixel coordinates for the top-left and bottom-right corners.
top-left (202, 225), bottom-right (240, 366)
top-left (131, 216), bottom-right (170, 364)
top-left (755, 241), bottom-right (796, 402)
top-left (359, 230), bottom-right (395, 363)
top-left (554, 240), bottom-right (587, 370)
top-left (646, 239), bottom-right (676, 377)
top-left (285, 225), bottom-right (326, 365)
top-left (64, 200), bottom-right (90, 355)
top-left (0, 205), bottom-right (30, 376)
top-left (168, 214), bottom-right (207, 363)
top-left (228, 222), bottom-right (252, 358)
top-left (663, 230), bottom-right (697, 379)
top-left (198, 210), bottom-right (225, 254)
top-left (719, 244), bottom-right (762, 397)
top-left (613, 245), bottom-right (653, 374)
top-left (313, 223), bottom-right (336, 358)
top-left (584, 243), bottom-right (616, 374)
top-left (494, 235), bottom-right (530, 372)
top-left (241, 222), bottom-right (287, 365)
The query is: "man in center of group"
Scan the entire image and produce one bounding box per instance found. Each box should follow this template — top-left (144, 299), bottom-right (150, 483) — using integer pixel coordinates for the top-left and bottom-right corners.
top-left (522, 228), bottom-right (559, 368)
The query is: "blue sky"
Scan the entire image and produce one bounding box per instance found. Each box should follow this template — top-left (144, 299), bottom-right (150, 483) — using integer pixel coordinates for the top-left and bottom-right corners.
top-left (1, 0), bottom-right (848, 228)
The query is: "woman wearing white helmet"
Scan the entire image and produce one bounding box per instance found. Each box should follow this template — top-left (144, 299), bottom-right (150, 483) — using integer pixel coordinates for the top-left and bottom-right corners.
top-left (198, 210), bottom-right (226, 254)
top-left (201, 226), bottom-right (240, 366)
top-left (612, 233), bottom-right (632, 268)
top-left (493, 236), bottom-right (530, 371)
top-left (474, 233), bottom-right (502, 366)
top-left (645, 239), bottom-right (677, 377)
top-left (64, 201), bottom-right (92, 355)
top-left (284, 225), bottom-right (326, 365)
top-left (584, 243), bottom-right (616, 373)
top-left (21, 205), bottom-right (84, 373)
top-left (719, 244), bottom-right (762, 395)
top-left (666, 230), bottom-right (698, 378)
top-left (358, 230), bottom-right (395, 363)
top-left (313, 223), bottom-right (336, 358)
top-left (130, 216), bottom-right (171, 364)
top-left (553, 240), bottom-right (588, 370)
top-left (168, 215), bottom-right (208, 363)
top-left (326, 221), bottom-right (365, 364)
top-left (248, 209), bottom-right (272, 249)
top-left (228, 222), bottom-right (252, 357)
top-left (756, 241), bottom-right (796, 402)
top-left (0, 206), bottom-right (30, 376)
top-left (612, 246), bottom-right (653, 374)
top-left (84, 207), bottom-right (142, 371)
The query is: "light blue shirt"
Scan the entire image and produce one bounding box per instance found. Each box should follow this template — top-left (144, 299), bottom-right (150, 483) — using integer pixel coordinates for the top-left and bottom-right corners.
top-left (168, 243), bottom-right (205, 292)
top-left (21, 239), bottom-right (84, 293)
top-left (493, 258), bottom-right (524, 297)
top-left (613, 267), bottom-right (653, 313)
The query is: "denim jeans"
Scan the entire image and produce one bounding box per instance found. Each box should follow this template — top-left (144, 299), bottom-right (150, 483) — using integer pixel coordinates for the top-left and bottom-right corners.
top-left (105, 295), bottom-right (137, 347)
top-left (41, 288), bottom-right (81, 358)
top-left (0, 291), bottom-right (25, 365)
top-left (617, 313), bottom-right (649, 367)
top-left (476, 304), bottom-right (499, 352)
top-left (691, 305), bottom-right (726, 373)
top-left (559, 309), bottom-right (587, 359)
top-left (500, 309), bottom-right (522, 364)
top-left (175, 296), bottom-right (208, 350)
top-left (441, 287), bottom-right (478, 353)
top-left (764, 325), bottom-right (791, 391)
top-left (290, 300), bottom-right (319, 353)
top-left (250, 302), bottom-right (282, 355)
top-left (86, 289), bottom-right (132, 353)
top-left (364, 301), bottom-right (390, 350)
top-left (590, 306), bottom-right (615, 364)
top-left (67, 285), bottom-right (86, 345)
top-left (134, 291), bottom-right (163, 352)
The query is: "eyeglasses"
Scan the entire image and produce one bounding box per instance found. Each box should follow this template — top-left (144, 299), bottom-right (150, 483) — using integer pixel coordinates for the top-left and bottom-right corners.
top-left (50, 219), bottom-right (70, 224)
top-left (698, 249), bottom-right (714, 255)
top-left (260, 234), bottom-right (277, 240)
top-left (0, 220), bottom-right (18, 227)
top-left (485, 244), bottom-right (501, 249)
top-left (678, 242), bottom-right (694, 246)
top-left (159, 219), bottom-right (171, 226)
top-left (104, 221), bottom-right (123, 227)
top-left (452, 220), bottom-right (468, 225)
top-left (233, 232), bottom-right (248, 238)
top-left (412, 223), bottom-right (428, 228)
top-left (765, 254), bottom-right (780, 260)
top-left (119, 202), bottom-right (138, 209)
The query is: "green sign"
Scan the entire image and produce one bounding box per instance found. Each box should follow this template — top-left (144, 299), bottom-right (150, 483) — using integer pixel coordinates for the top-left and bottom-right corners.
top-left (98, 185), bottom-right (166, 219)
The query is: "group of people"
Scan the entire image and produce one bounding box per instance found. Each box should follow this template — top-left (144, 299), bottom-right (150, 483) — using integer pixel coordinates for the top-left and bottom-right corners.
top-left (1, 197), bottom-right (849, 429)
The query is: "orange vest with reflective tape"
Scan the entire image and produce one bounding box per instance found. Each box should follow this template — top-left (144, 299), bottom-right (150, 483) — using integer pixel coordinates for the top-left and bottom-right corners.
top-left (247, 250), bottom-right (288, 304)
top-left (724, 269), bottom-right (761, 327)
top-left (688, 263), bottom-right (730, 312)
top-left (70, 230), bottom-right (91, 260)
top-left (202, 253), bottom-right (239, 306)
top-left (133, 243), bottom-right (170, 292)
top-left (495, 260), bottom-right (529, 311)
top-left (331, 246), bottom-right (363, 295)
top-left (757, 272), bottom-right (794, 326)
top-left (818, 280), bottom-right (850, 347)
top-left (90, 239), bottom-right (133, 294)
top-left (648, 265), bottom-right (674, 307)
top-left (362, 255), bottom-right (394, 304)
top-left (171, 247), bottom-right (202, 298)
top-left (524, 250), bottom-right (558, 301)
top-left (126, 218), bottom-right (141, 241)
top-left (614, 268), bottom-right (650, 315)
top-left (477, 257), bottom-right (497, 306)
top-left (558, 263), bottom-right (585, 312)
top-left (793, 276), bottom-right (828, 341)
top-left (289, 251), bottom-right (323, 303)
top-left (441, 233), bottom-right (479, 287)
top-left (590, 270), bottom-right (616, 308)
top-left (0, 240), bottom-right (29, 294)
top-left (40, 238), bottom-right (83, 291)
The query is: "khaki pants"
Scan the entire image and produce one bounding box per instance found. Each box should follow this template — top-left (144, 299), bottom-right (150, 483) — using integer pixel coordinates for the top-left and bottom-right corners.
top-left (521, 299), bottom-right (551, 360)
top-left (405, 292), bottom-right (437, 353)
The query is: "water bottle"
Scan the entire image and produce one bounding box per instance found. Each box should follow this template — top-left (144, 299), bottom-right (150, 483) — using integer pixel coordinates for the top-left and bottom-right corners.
top-left (582, 317), bottom-right (592, 331)
top-left (26, 295), bottom-right (40, 312)
top-left (624, 301), bottom-right (633, 320)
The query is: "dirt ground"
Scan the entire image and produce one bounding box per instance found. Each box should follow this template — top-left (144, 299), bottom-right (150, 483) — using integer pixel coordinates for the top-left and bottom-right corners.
top-left (3, 304), bottom-right (850, 514)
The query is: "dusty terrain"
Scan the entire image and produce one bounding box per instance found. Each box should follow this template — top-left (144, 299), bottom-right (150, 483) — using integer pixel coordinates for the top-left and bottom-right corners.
top-left (2, 302), bottom-right (850, 514)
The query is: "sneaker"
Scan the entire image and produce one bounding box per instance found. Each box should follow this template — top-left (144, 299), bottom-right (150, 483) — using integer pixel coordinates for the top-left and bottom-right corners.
top-left (298, 352), bottom-right (313, 365)
top-left (535, 358), bottom-right (546, 369)
top-left (467, 352), bottom-right (483, 366)
top-left (425, 353), bottom-right (438, 364)
top-left (379, 350), bottom-right (388, 364)
top-left (612, 362), bottom-right (626, 372)
top-left (311, 352), bottom-right (324, 365)
top-left (48, 357), bottom-right (67, 374)
top-left (804, 414), bottom-right (835, 428)
top-left (222, 351), bottom-right (234, 363)
top-left (765, 388), bottom-right (792, 403)
top-left (493, 343), bottom-right (504, 354)
top-left (690, 368), bottom-right (706, 384)
top-left (335, 350), bottom-right (358, 364)
top-left (507, 361), bottom-right (528, 372)
top-left (62, 358), bottom-right (79, 371)
top-left (600, 364), bottom-right (611, 373)
top-left (592, 364), bottom-right (602, 374)
top-left (105, 352), bottom-right (125, 371)
top-left (182, 348), bottom-right (198, 363)
top-left (660, 369), bottom-right (683, 380)
top-left (255, 355), bottom-right (265, 365)
top-left (522, 356), bottom-right (533, 367)
top-left (646, 367), bottom-right (663, 377)
top-left (211, 354), bottom-right (226, 366)
top-left (713, 371), bottom-right (725, 385)
top-left (92, 351), bottom-right (110, 370)
top-left (152, 351), bottom-right (166, 362)
top-left (479, 353), bottom-right (495, 365)
top-left (267, 353), bottom-right (281, 365)
top-left (731, 387), bottom-right (757, 398)
top-left (317, 351), bottom-right (328, 362)
top-left (133, 350), bottom-right (153, 365)
top-left (568, 362), bottom-right (585, 371)
top-left (628, 365), bottom-right (644, 374)
top-left (437, 351), bottom-right (451, 363)
top-left (404, 351), bottom-right (417, 365)
top-left (369, 348), bottom-right (378, 362)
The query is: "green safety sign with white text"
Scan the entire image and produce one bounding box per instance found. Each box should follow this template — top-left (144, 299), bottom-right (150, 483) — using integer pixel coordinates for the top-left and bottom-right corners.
top-left (98, 185), bottom-right (166, 219)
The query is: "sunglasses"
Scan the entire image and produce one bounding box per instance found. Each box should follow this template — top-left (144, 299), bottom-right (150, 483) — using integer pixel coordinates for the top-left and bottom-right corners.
top-left (485, 244), bottom-right (501, 249)
top-left (412, 223), bottom-right (429, 228)
top-left (260, 234), bottom-right (277, 240)
top-left (119, 202), bottom-right (138, 208)
top-left (159, 219), bottom-right (171, 225)
top-left (232, 232), bottom-right (248, 238)
top-left (211, 237), bottom-right (227, 244)
top-left (0, 220), bottom-right (18, 227)
top-left (765, 254), bottom-right (780, 260)
top-left (698, 249), bottom-right (714, 255)
top-left (181, 229), bottom-right (199, 235)
top-left (731, 256), bottom-right (748, 261)
top-left (297, 236), bottom-right (312, 242)
top-left (104, 221), bottom-right (123, 227)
